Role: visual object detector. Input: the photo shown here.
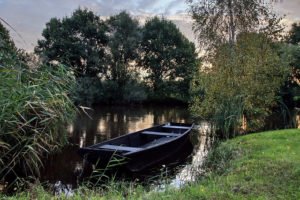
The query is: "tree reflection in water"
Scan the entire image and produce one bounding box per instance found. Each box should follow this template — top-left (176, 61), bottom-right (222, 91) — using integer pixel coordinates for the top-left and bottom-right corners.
top-left (40, 105), bottom-right (191, 186)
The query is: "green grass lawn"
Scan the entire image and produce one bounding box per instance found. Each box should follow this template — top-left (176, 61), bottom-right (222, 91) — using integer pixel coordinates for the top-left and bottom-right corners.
top-left (147, 129), bottom-right (300, 200)
top-left (2, 129), bottom-right (300, 199)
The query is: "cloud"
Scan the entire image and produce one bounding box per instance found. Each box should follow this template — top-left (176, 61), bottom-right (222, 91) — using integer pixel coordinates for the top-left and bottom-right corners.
top-left (0, 0), bottom-right (191, 51)
top-left (0, 0), bottom-right (84, 50)
top-left (0, 0), bottom-right (190, 51)
top-left (0, 0), bottom-right (299, 52)
top-left (274, 0), bottom-right (300, 20)
top-left (164, 0), bottom-right (187, 15)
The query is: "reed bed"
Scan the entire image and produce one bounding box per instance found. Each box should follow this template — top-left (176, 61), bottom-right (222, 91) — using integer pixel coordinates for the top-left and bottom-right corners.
top-left (0, 63), bottom-right (76, 188)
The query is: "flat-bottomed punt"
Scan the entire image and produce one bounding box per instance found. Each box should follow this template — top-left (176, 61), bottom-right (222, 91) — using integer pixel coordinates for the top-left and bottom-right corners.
top-left (78, 122), bottom-right (194, 172)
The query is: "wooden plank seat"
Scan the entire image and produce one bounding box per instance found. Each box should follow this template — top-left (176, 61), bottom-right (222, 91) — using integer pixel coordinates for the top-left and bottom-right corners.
top-left (99, 144), bottom-right (143, 152)
top-left (140, 137), bottom-right (173, 148)
top-left (142, 131), bottom-right (179, 137)
top-left (162, 125), bottom-right (190, 129)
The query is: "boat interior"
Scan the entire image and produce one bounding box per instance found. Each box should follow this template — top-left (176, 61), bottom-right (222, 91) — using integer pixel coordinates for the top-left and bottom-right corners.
top-left (94, 123), bottom-right (192, 153)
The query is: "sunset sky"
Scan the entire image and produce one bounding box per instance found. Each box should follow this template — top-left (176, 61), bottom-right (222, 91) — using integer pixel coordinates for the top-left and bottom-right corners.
top-left (0, 0), bottom-right (300, 52)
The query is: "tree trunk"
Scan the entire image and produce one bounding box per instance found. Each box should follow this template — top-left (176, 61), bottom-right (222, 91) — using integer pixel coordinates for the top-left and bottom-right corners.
top-left (227, 0), bottom-right (236, 45)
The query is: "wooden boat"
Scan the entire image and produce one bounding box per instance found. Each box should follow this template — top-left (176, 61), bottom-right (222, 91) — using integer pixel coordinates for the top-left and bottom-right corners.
top-left (78, 122), bottom-right (194, 172)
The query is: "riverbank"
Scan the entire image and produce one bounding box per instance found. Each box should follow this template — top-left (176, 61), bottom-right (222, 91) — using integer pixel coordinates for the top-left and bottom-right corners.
top-left (2, 129), bottom-right (299, 199)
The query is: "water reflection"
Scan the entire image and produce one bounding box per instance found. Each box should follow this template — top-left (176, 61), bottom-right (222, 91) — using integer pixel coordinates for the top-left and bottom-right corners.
top-left (68, 105), bottom-right (190, 148)
top-left (41, 105), bottom-right (191, 184)
top-left (170, 122), bottom-right (213, 187)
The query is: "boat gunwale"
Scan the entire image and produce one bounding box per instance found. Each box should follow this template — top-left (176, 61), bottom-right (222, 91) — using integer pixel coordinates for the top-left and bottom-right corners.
top-left (80, 122), bottom-right (194, 155)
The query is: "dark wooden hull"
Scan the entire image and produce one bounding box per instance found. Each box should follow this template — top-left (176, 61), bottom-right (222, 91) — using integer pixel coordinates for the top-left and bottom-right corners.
top-left (78, 122), bottom-right (194, 172)
top-left (125, 132), bottom-right (191, 171)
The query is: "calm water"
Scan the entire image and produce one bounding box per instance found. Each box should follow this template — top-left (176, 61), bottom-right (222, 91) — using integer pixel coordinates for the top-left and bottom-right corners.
top-left (40, 105), bottom-right (209, 187)
top-left (69, 105), bottom-right (190, 147)
top-left (41, 104), bottom-right (293, 190)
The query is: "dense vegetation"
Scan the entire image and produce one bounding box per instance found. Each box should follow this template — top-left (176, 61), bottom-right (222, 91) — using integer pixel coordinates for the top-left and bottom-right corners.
top-left (282, 22), bottom-right (300, 109)
top-left (188, 0), bottom-right (299, 138)
top-left (35, 9), bottom-right (198, 105)
top-left (190, 33), bottom-right (288, 137)
top-left (0, 22), bottom-right (76, 189)
top-left (139, 17), bottom-right (198, 101)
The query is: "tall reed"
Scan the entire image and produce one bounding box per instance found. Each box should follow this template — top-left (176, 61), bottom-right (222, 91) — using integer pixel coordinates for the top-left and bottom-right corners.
top-left (0, 63), bottom-right (76, 185)
top-left (213, 95), bottom-right (245, 139)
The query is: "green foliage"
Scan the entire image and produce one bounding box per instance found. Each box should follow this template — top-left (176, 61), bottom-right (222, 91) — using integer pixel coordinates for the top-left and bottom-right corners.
top-left (0, 21), bottom-right (16, 53)
top-left (286, 22), bottom-right (300, 45)
top-left (0, 64), bottom-right (76, 183)
top-left (71, 77), bottom-right (147, 105)
top-left (190, 33), bottom-right (288, 137)
top-left (139, 17), bottom-right (198, 101)
top-left (0, 22), bottom-right (27, 70)
top-left (71, 77), bottom-right (103, 106)
top-left (36, 10), bottom-right (197, 105)
top-left (188, 0), bottom-right (283, 50)
top-left (35, 8), bottom-right (109, 78)
top-left (188, 0), bottom-right (287, 136)
top-left (275, 43), bottom-right (300, 110)
top-left (280, 23), bottom-right (300, 108)
top-left (106, 11), bottom-right (141, 89)
top-left (123, 79), bottom-right (148, 103)
top-left (0, 22), bottom-right (76, 185)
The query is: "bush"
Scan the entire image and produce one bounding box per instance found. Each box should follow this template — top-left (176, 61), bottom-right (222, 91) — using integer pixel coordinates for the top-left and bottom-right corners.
top-left (123, 80), bottom-right (147, 103)
top-left (71, 77), bottom-right (148, 105)
top-left (71, 77), bottom-right (103, 106)
top-left (190, 33), bottom-right (288, 138)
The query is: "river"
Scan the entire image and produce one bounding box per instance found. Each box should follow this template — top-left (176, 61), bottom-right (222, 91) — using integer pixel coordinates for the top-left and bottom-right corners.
top-left (40, 104), bottom-right (210, 189)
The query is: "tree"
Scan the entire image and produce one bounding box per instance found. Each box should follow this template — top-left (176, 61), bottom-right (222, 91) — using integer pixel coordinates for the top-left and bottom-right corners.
top-left (276, 46), bottom-right (300, 118)
top-left (0, 21), bottom-right (15, 51)
top-left (190, 33), bottom-right (288, 137)
top-left (280, 23), bottom-right (300, 109)
top-left (0, 22), bottom-right (20, 66)
top-left (35, 8), bottom-right (109, 78)
top-left (286, 22), bottom-right (300, 87)
top-left (187, 0), bottom-right (283, 50)
top-left (286, 22), bottom-right (300, 45)
top-left (139, 17), bottom-right (198, 101)
top-left (106, 12), bottom-right (141, 93)
top-left (188, 0), bottom-right (286, 137)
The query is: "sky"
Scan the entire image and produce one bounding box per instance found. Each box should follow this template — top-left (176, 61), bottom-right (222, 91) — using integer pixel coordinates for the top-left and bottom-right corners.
top-left (0, 0), bottom-right (300, 52)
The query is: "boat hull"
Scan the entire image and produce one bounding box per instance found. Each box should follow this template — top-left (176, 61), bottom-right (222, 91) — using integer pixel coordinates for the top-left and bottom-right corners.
top-left (78, 122), bottom-right (194, 172)
top-left (125, 133), bottom-right (191, 171)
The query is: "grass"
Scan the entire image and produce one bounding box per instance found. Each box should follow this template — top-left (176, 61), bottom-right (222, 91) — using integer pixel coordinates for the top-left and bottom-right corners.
top-left (1, 129), bottom-right (299, 199)
top-left (147, 129), bottom-right (300, 200)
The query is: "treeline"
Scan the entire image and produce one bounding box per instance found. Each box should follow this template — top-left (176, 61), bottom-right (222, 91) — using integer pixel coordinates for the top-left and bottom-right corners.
top-left (35, 10), bottom-right (198, 106)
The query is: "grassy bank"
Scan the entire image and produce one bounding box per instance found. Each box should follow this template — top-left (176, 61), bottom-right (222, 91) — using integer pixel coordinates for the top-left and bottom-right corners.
top-left (148, 129), bottom-right (300, 199)
top-left (2, 129), bottom-right (300, 199)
